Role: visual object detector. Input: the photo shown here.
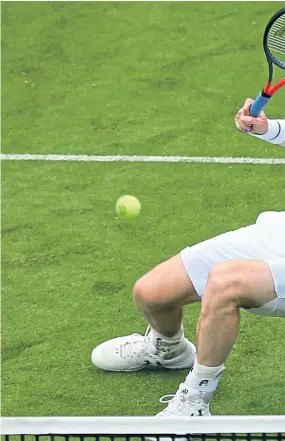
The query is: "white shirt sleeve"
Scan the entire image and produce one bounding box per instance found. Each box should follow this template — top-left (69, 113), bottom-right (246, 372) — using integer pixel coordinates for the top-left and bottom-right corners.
top-left (249, 119), bottom-right (285, 146)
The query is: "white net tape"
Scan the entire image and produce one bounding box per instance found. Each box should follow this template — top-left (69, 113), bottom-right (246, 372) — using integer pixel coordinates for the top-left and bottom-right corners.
top-left (1, 416), bottom-right (285, 436)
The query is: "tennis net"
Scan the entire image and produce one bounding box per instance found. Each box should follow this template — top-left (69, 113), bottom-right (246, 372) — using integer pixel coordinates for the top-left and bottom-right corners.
top-left (1, 416), bottom-right (285, 441)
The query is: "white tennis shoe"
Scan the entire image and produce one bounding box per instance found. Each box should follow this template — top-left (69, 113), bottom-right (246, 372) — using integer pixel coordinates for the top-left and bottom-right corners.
top-left (91, 326), bottom-right (196, 372)
top-left (157, 382), bottom-right (211, 417)
top-left (144, 385), bottom-right (211, 441)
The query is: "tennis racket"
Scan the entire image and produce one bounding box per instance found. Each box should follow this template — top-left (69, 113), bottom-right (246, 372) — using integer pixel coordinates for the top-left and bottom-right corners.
top-left (250, 7), bottom-right (285, 117)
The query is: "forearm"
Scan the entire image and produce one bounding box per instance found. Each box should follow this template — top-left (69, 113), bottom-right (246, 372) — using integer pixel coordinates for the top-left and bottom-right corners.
top-left (249, 119), bottom-right (285, 147)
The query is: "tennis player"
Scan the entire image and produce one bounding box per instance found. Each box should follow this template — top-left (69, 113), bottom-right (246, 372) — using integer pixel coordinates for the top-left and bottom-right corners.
top-left (92, 100), bottom-right (285, 417)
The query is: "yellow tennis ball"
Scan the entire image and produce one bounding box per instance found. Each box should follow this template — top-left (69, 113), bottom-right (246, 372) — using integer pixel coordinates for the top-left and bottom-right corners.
top-left (116, 195), bottom-right (141, 218)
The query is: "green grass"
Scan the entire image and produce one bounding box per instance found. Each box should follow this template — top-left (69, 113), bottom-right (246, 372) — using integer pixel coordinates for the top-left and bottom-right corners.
top-left (2, 1), bottom-right (285, 419)
top-left (2, 1), bottom-right (285, 158)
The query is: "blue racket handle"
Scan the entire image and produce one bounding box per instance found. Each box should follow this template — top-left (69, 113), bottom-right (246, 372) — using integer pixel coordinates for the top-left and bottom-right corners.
top-left (249, 93), bottom-right (271, 117)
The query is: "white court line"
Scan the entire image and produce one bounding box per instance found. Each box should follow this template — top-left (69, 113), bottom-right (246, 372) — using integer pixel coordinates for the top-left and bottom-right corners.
top-left (1, 153), bottom-right (285, 165)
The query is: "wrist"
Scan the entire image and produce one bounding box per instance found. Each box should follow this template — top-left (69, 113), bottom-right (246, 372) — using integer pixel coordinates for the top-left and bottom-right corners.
top-left (249, 119), bottom-right (285, 144)
top-left (251, 122), bottom-right (268, 135)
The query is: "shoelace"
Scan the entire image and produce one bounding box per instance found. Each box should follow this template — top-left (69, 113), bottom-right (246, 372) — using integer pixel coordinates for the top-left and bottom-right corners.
top-left (159, 394), bottom-right (175, 403)
top-left (120, 333), bottom-right (148, 358)
top-left (158, 384), bottom-right (207, 415)
top-left (119, 326), bottom-right (168, 366)
top-left (119, 326), bottom-right (154, 359)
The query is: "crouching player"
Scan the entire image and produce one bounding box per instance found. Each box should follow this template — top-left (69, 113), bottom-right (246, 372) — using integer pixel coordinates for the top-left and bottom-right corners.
top-left (92, 99), bottom-right (285, 417)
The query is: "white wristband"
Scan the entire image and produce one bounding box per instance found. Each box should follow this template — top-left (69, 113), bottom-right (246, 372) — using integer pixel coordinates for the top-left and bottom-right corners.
top-left (249, 119), bottom-right (285, 145)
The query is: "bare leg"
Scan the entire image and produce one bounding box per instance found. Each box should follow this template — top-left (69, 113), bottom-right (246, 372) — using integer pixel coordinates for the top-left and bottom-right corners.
top-left (133, 254), bottom-right (201, 337)
top-left (92, 254), bottom-right (200, 372)
top-left (196, 259), bottom-right (277, 366)
top-left (155, 259), bottom-right (278, 417)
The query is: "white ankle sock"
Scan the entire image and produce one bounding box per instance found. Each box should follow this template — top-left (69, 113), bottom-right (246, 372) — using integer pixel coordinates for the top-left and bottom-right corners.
top-left (151, 327), bottom-right (184, 345)
top-left (192, 360), bottom-right (224, 379)
top-left (185, 359), bottom-right (225, 393)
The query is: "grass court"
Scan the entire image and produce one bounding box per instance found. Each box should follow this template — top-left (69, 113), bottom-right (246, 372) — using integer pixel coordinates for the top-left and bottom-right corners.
top-left (2, 1), bottom-right (285, 417)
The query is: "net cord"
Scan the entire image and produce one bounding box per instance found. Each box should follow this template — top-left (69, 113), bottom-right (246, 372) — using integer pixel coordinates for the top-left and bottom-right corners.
top-left (1, 416), bottom-right (285, 435)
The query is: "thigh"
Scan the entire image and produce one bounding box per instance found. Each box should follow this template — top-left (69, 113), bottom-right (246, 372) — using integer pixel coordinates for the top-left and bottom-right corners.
top-left (137, 254), bottom-right (201, 307)
top-left (248, 258), bottom-right (285, 317)
top-left (180, 222), bottom-right (280, 297)
top-left (206, 259), bottom-right (277, 308)
top-left (263, 258), bottom-right (285, 298)
top-left (203, 258), bottom-right (285, 317)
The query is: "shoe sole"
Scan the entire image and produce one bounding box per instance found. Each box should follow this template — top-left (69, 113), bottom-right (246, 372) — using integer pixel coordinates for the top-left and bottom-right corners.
top-left (95, 361), bottom-right (194, 372)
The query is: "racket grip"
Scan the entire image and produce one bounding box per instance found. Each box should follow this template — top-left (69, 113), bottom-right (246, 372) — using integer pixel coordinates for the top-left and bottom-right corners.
top-left (249, 93), bottom-right (271, 117)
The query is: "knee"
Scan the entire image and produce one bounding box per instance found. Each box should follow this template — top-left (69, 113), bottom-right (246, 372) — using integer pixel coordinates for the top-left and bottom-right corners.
top-left (133, 278), bottom-right (153, 308)
top-left (133, 277), bottom-right (167, 310)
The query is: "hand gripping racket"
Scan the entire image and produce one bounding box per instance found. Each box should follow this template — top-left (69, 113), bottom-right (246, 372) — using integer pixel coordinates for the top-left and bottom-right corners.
top-left (250, 7), bottom-right (285, 117)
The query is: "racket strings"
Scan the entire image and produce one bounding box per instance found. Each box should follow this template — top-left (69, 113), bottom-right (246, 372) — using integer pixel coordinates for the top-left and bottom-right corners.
top-left (267, 14), bottom-right (285, 58)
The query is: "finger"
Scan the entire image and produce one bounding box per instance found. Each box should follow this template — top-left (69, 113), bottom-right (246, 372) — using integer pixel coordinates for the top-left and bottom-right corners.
top-left (235, 117), bottom-right (251, 132)
top-left (237, 108), bottom-right (245, 117)
top-left (236, 124), bottom-right (249, 133)
top-left (240, 115), bottom-right (256, 126)
top-left (235, 118), bottom-right (250, 130)
top-left (235, 115), bottom-right (242, 127)
top-left (235, 114), bottom-right (247, 126)
top-left (243, 98), bottom-right (255, 116)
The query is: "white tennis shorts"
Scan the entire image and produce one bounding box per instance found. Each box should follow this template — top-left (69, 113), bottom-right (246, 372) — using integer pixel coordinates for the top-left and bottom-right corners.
top-left (180, 211), bottom-right (285, 317)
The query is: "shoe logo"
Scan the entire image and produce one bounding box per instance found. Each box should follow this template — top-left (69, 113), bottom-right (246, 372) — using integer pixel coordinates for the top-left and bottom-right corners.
top-left (191, 410), bottom-right (203, 416)
top-left (156, 338), bottom-right (162, 347)
top-left (181, 388), bottom-right (188, 396)
top-left (199, 380), bottom-right (209, 387)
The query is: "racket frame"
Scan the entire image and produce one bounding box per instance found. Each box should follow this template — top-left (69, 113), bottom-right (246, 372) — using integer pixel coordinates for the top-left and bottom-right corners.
top-left (249, 8), bottom-right (285, 117)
